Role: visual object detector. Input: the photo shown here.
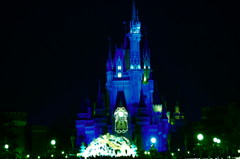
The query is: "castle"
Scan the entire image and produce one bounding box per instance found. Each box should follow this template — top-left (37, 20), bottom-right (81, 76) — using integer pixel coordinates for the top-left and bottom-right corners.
top-left (76, 1), bottom-right (184, 152)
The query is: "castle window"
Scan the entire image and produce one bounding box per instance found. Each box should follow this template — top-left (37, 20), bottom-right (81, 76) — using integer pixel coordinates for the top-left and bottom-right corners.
top-left (118, 72), bottom-right (122, 78)
top-left (117, 66), bottom-right (122, 70)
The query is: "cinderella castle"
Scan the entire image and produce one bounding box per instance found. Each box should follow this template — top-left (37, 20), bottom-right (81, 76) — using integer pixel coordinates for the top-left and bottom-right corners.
top-left (76, 1), bottom-right (184, 153)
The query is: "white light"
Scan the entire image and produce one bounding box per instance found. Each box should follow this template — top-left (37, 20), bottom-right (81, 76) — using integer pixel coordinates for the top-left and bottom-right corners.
top-left (187, 151), bottom-right (190, 154)
top-left (62, 151), bottom-right (65, 154)
top-left (197, 134), bottom-right (204, 141)
top-left (26, 154), bottom-right (30, 158)
top-left (238, 149), bottom-right (240, 153)
top-left (177, 148), bottom-right (180, 151)
top-left (51, 154), bottom-right (54, 157)
top-left (147, 152), bottom-right (150, 155)
top-left (213, 137), bottom-right (218, 143)
top-left (150, 137), bottom-right (156, 144)
top-left (171, 153), bottom-right (174, 156)
top-left (119, 112), bottom-right (124, 117)
top-left (38, 156), bottom-right (40, 159)
top-left (117, 66), bottom-right (122, 70)
top-left (51, 139), bottom-right (56, 145)
top-left (4, 144), bottom-right (9, 149)
top-left (117, 72), bottom-right (122, 78)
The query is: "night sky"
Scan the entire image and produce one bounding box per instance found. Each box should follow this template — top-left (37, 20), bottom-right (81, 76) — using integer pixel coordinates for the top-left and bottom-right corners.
top-left (1, 0), bottom-right (239, 127)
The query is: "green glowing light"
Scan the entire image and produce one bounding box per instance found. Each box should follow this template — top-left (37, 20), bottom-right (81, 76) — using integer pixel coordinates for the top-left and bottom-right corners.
top-left (197, 134), bottom-right (204, 141)
top-left (4, 144), bottom-right (9, 149)
top-left (51, 139), bottom-right (56, 145)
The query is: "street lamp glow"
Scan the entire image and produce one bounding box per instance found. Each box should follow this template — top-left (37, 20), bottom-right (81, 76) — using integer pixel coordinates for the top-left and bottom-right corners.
top-left (26, 154), bottom-right (30, 158)
top-left (51, 154), bottom-right (54, 158)
top-left (197, 134), bottom-right (204, 141)
top-left (213, 137), bottom-right (221, 144)
top-left (62, 151), bottom-right (65, 154)
top-left (151, 137), bottom-right (156, 144)
top-left (4, 144), bottom-right (9, 149)
top-left (51, 139), bottom-right (56, 145)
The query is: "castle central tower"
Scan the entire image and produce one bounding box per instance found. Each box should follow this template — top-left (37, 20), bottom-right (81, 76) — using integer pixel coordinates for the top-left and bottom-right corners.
top-left (76, 0), bottom-right (170, 152)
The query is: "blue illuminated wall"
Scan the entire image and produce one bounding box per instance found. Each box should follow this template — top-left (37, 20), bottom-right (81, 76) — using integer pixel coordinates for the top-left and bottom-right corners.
top-left (76, 1), bottom-right (172, 152)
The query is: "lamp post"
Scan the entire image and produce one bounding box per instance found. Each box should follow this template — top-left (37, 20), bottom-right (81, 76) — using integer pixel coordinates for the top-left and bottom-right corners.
top-left (4, 144), bottom-right (9, 159)
top-left (150, 137), bottom-right (156, 150)
top-left (213, 137), bottom-right (221, 158)
top-left (50, 139), bottom-right (56, 158)
top-left (150, 137), bottom-right (157, 156)
top-left (197, 134), bottom-right (204, 158)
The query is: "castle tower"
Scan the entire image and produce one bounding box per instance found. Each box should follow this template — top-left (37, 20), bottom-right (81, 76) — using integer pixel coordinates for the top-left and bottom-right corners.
top-left (77, 0), bottom-right (171, 152)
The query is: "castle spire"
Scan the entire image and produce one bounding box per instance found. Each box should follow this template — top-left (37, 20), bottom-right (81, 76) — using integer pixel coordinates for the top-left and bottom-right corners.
top-left (143, 28), bottom-right (151, 83)
top-left (132, 0), bottom-right (137, 22)
top-left (129, 0), bottom-right (141, 69)
top-left (107, 37), bottom-right (113, 71)
top-left (161, 101), bottom-right (168, 119)
top-left (96, 80), bottom-right (103, 108)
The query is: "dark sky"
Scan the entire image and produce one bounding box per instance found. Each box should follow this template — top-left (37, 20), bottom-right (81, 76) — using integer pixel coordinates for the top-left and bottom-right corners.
top-left (1, 0), bottom-right (239, 126)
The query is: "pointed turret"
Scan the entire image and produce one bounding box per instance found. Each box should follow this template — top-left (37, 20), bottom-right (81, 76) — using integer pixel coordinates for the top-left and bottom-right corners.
top-left (142, 28), bottom-right (151, 84)
top-left (143, 29), bottom-right (151, 69)
top-left (96, 80), bottom-right (104, 108)
top-left (95, 80), bottom-right (106, 118)
top-left (107, 37), bottom-right (113, 71)
top-left (131, 0), bottom-right (138, 22)
top-left (161, 101), bottom-right (168, 119)
top-left (129, 0), bottom-right (141, 69)
top-left (174, 101), bottom-right (184, 120)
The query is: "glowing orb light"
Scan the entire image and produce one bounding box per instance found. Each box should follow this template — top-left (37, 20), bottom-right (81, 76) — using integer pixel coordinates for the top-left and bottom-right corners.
top-left (151, 137), bottom-right (156, 144)
top-left (51, 139), bottom-right (56, 145)
top-left (197, 134), bottom-right (204, 141)
top-left (4, 144), bottom-right (9, 149)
